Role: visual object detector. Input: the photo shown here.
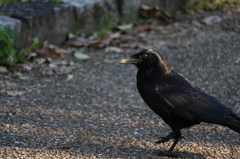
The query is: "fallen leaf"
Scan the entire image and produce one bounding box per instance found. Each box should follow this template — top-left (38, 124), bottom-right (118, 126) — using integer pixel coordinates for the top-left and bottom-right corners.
top-left (35, 58), bottom-right (46, 64)
top-left (139, 5), bottom-right (177, 23)
top-left (139, 5), bottom-right (156, 19)
top-left (65, 36), bottom-right (87, 47)
top-left (68, 32), bottom-right (76, 39)
top-left (86, 40), bottom-right (102, 47)
top-left (0, 66), bottom-right (8, 73)
top-left (14, 63), bottom-right (34, 67)
top-left (66, 74), bottom-right (74, 81)
top-left (65, 41), bottom-right (85, 47)
top-left (119, 43), bottom-right (138, 49)
top-left (141, 4), bottom-right (153, 10)
top-left (7, 91), bottom-right (25, 96)
top-left (46, 57), bottom-right (52, 63)
top-left (117, 23), bottom-right (134, 30)
top-left (57, 70), bottom-right (72, 75)
top-left (202, 15), bottom-right (222, 25)
top-left (59, 61), bottom-right (68, 66)
top-left (49, 61), bottom-right (72, 69)
top-left (0, 89), bottom-right (6, 93)
top-left (74, 52), bottom-right (91, 60)
top-left (88, 32), bottom-right (98, 41)
top-left (155, 7), bottom-right (177, 20)
top-left (135, 24), bottom-right (152, 31)
top-left (22, 66), bottom-right (32, 71)
top-left (49, 63), bottom-right (58, 68)
top-left (36, 48), bottom-right (61, 58)
top-left (103, 59), bottom-right (115, 64)
top-left (18, 46), bottom-right (34, 57)
top-left (27, 52), bottom-right (37, 60)
top-left (109, 32), bottom-right (121, 39)
top-left (69, 61), bottom-right (75, 66)
top-left (110, 36), bottom-right (129, 46)
top-left (105, 46), bottom-right (123, 53)
top-left (48, 44), bottom-right (58, 49)
top-left (55, 48), bottom-right (71, 54)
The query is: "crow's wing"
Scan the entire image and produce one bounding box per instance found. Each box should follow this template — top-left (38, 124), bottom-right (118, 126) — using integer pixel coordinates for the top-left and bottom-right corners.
top-left (143, 83), bottom-right (232, 124)
top-left (164, 89), bottom-right (231, 124)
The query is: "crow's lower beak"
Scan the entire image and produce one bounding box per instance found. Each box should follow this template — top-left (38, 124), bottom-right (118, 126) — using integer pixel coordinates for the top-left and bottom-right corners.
top-left (119, 56), bottom-right (140, 64)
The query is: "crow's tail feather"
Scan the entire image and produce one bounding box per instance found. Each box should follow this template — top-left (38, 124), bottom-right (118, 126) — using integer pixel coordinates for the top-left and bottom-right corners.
top-left (228, 125), bottom-right (240, 134)
top-left (227, 113), bottom-right (240, 134)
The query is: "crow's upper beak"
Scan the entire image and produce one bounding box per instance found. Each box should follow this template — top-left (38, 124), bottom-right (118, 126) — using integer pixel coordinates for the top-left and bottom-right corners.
top-left (119, 56), bottom-right (140, 64)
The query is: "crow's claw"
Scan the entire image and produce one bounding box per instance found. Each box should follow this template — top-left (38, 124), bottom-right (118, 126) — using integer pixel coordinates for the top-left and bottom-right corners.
top-left (155, 132), bottom-right (174, 144)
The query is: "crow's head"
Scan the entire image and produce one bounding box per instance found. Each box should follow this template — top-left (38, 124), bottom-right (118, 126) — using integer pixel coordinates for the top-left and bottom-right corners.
top-left (119, 49), bottom-right (171, 75)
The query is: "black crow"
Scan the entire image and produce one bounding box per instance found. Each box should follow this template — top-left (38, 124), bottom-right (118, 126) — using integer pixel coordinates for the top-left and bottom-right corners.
top-left (119, 49), bottom-right (240, 156)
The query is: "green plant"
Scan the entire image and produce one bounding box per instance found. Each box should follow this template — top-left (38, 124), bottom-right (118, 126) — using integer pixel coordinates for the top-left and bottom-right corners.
top-left (0, 25), bottom-right (40, 65)
top-left (74, 30), bottom-right (81, 36)
top-left (18, 37), bottom-right (39, 59)
top-left (0, 25), bottom-right (18, 65)
top-left (0, 0), bottom-right (16, 5)
top-left (0, 12), bottom-right (7, 16)
top-left (0, 0), bottom-right (60, 5)
top-left (217, 1), bottom-right (237, 7)
top-left (0, 0), bottom-right (17, 2)
top-left (31, 37), bottom-right (39, 48)
top-left (185, 0), bottom-right (239, 10)
top-left (48, 0), bottom-right (61, 3)
top-left (96, 12), bottom-right (115, 39)
top-left (201, 0), bottom-right (210, 9)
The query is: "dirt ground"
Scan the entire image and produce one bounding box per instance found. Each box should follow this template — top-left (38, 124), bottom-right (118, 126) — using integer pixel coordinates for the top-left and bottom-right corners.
top-left (0, 8), bottom-right (240, 158)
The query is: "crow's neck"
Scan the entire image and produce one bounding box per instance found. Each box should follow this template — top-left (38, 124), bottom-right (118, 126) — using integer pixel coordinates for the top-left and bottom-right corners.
top-left (137, 65), bottom-right (171, 78)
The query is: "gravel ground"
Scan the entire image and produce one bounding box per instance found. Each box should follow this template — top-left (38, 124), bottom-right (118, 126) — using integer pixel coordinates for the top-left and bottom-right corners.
top-left (0, 8), bottom-right (240, 158)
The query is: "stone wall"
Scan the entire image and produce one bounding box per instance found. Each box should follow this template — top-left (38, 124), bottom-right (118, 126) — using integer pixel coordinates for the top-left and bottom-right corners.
top-left (0, 0), bottom-right (237, 50)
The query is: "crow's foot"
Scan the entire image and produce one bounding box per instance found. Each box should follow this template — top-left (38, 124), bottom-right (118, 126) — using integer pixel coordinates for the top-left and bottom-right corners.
top-left (155, 132), bottom-right (174, 144)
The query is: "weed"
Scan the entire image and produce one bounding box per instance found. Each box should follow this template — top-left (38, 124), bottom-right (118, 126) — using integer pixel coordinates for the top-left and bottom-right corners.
top-left (0, 12), bottom-right (7, 16)
top-left (74, 30), bottom-right (81, 36)
top-left (217, 1), bottom-right (237, 7)
top-left (0, 25), bottom-right (40, 65)
top-left (0, 0), bottom-right (60, 5)
top-left (0, 0), bottom-right (16, 5)
top-left (18, 37), bottom-right (39, 60)
top-left (48, 0), bottom-right (61, 3)
top-left (0, 25), bottom-right (18, 65)
top-left (201, 0), bottom-right (210, 9)
top-left (185, 0), bottom-right (239, 10)
top-left (96, 12), bottom-right (115, 39)
top-left (31, 37), bottom-right (39, 48)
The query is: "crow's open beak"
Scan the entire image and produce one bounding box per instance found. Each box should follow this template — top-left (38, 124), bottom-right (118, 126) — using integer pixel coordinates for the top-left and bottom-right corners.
top-left (119, 56), bottom-right (140, 64)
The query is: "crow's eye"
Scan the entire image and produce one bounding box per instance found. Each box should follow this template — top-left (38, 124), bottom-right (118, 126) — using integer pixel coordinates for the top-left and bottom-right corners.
top-left (142, 54), bottom-right (147, 58)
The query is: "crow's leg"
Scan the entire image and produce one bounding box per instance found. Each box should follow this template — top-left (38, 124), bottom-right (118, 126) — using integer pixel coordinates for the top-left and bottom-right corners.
top-left (157, 128), bottom-right (182, 157)
top-left (155, 132), bottom-right (174, 144)
top-left (168, 128), bottom-right (182, 152)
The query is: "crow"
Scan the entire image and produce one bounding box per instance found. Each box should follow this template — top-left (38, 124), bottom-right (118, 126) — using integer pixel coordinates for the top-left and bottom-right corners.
top-left (119, 49), bottom-right (240, 156)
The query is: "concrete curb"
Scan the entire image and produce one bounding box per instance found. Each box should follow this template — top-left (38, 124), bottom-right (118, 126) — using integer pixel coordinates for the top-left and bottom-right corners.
top-left (0, 0), bottom-right (119, 50)
top-left (0, 0), bottom-right (185, 50)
